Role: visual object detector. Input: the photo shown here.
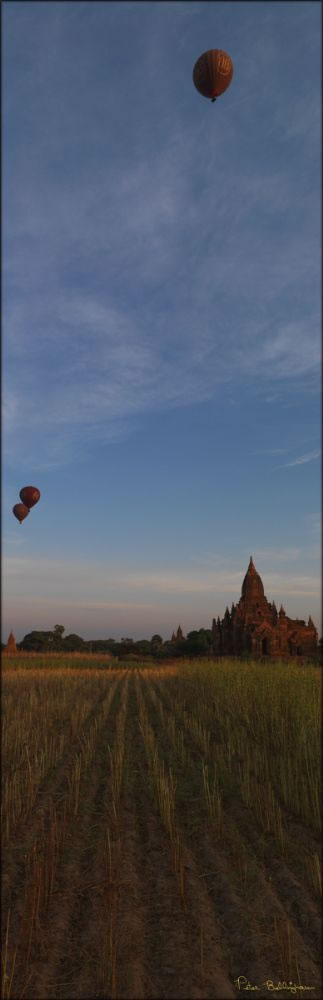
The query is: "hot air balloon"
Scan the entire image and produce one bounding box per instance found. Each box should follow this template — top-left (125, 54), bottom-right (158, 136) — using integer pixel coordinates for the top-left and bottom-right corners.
top-left (13, 503), bottom-right (30, 524)
top-left (19, 486), bottom-right (41, 509)
top-left (193, 49), bottom-right (233, 102)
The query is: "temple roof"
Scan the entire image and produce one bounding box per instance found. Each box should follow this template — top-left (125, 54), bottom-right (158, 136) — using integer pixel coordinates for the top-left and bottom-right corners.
top-left (241, 556), bottom-right (265, 601)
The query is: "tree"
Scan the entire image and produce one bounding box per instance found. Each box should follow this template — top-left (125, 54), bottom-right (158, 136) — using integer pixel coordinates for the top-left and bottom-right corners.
top-left (186, 629), bottom-right (209, 657)
top-left (52, 624), bottom-right (65, 650)
top-left (90, 639), bottom-right (117, 655)
top-left (20, 631), bottom-right (55, 652)
top-left (135, 640), bottom-right (152, 657)
top-left (53, 624), bottom-right (65, 638)
top-left (151, 634), bottom-right (163, 655)
top-left (156, 641), bottom-right (174, 659)
top-left (120, 638), bottom-right (134, 654)
top-left (63, 633), bottom-right (85, 652)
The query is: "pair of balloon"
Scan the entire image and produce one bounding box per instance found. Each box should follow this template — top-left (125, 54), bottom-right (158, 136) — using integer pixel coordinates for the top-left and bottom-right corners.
top-left (13, 487), bottom-right (41, 524)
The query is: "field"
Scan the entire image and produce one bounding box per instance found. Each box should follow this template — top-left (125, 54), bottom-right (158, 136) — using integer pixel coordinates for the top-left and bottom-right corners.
top-left (1, 656), bottom-right (321, 999)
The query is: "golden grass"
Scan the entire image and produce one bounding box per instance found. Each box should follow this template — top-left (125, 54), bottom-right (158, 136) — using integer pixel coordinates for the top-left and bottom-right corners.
top-left (1, 656), bottom-right (321, 998)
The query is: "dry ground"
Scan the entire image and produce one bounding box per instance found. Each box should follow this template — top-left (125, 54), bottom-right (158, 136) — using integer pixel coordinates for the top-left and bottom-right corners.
top-left (1, 664), bottom-right (321, 999)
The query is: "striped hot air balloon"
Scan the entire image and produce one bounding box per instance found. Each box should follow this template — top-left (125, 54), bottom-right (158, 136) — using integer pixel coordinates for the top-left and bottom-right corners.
top-left (193, 49), bottom-right (233, 102)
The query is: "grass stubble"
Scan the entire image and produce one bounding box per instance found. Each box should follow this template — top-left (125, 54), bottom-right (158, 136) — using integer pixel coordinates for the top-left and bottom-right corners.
top-left (1, 655), bottom-right (321, 998)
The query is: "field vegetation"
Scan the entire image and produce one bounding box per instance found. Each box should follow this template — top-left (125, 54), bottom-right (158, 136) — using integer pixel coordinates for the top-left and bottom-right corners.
top-left (1, 655), bottom-right (321, 999)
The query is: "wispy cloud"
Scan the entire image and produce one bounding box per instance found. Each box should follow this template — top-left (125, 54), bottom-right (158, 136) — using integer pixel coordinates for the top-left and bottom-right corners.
top-left (3, 554), bottom-right (320, 601)
top-left (3, 0), bottom-right (320, 472)
top-left (2, 3), bottom-right (320, 646)
top-left (281, 449), bottom-right (321, 468)
top-left (3, 278), bottom-right (320, 472)
top-left (3, 550), bottom-right (321, 640)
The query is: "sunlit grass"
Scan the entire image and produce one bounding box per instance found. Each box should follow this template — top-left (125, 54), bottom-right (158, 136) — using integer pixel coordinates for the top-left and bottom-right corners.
top-left (162, 658), bottom-right (321, 835)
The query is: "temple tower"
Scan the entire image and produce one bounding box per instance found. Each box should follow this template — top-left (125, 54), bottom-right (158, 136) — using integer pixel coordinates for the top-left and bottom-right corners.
top-left (235, 556), bottom-right (271, 625)
top-left (5, 631), bottom-right (17, 654)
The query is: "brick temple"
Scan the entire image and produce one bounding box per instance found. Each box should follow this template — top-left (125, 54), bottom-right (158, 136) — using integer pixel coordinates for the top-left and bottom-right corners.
top-left (5, 631), bottom-right (17, 654)
top-left (211, 557), bottom-right (318, 657)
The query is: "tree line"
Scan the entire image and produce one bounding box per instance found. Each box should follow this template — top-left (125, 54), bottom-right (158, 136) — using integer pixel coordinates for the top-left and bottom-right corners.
top-left (11, 624), bottom-right (217, 659)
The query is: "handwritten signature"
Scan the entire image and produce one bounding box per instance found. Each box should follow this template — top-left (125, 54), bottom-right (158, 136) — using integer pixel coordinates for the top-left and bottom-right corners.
top-left (234, 976), bottom-right (316, 993)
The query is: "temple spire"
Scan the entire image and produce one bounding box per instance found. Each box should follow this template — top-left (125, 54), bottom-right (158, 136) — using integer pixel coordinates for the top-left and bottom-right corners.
top-left (6, 631), bottom-right (17, 653)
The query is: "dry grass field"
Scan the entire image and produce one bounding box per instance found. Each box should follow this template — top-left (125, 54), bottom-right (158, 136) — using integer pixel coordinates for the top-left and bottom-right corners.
top-left (1, 656), bottom-right (321, 999)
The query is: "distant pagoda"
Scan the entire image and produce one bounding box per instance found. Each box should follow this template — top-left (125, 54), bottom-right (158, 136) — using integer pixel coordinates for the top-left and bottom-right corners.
top-left (171, 625), bottom-right (184, 642)
top-left (5, 631), bottom-right (17, 654)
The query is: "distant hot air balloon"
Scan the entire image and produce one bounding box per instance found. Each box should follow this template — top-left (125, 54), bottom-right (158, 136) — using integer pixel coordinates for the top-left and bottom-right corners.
top-left (13, 503), bottom-right (30, 524)
top-left (193, 49), bottom-right (233, 102)
top-left (19, 486), bottom-right (41, 509)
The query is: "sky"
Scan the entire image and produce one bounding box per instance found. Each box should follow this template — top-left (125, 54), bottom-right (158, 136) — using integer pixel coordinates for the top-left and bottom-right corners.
top-left (2, 0), bottom-right (321, 643)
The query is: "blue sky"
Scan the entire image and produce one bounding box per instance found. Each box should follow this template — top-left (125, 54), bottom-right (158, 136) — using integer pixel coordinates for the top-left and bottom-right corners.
top-left (3, 1), bottom-right (321, 643)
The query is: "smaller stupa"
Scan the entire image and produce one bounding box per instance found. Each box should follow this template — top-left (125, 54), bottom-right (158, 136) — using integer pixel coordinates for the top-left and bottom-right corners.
top-left (5, 631), bottom-right (17, 654)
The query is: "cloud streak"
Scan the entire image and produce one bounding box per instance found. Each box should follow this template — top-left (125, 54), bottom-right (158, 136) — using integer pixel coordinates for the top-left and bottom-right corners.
top-left (3, 551), bottom-right (320, 643)
top-left (3, 1), bottom-right (320, 470)
top-left (281, 449), bottom-right (321, 468)
top-left (3, 554), bottom-right (320, 601)
top-left (3, 281), bottom-right (320, 472)
top-left (2, 3), bottom-right (320, 651)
